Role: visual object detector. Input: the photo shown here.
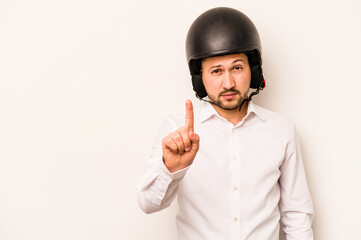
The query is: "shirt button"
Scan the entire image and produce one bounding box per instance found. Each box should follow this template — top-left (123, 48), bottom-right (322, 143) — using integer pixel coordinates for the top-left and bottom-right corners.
top-left (233, 186), bottom-right (238, 191)
top-left (232, 129), bottom-right (236, 133)
top-left (233, 156), bottom-right (237, 161)
top-left (234, 217), bottom-right (238, 222)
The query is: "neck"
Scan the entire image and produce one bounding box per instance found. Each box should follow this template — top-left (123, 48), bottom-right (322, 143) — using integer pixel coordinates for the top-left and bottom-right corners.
top-left (212, 101), bottom-right (249, 126)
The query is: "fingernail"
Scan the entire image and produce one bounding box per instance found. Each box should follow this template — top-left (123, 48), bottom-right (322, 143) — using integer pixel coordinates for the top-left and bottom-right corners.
top-left (185, 147), bottom-right (191, 152)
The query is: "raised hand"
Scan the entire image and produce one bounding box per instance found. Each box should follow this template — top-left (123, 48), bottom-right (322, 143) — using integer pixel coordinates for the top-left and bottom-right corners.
top-left (162, 100), bottom-right (200, 173)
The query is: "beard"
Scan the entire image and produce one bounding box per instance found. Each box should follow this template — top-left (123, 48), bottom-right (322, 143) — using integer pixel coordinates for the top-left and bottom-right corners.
top-left (208, 89), bottom-right (247, 110)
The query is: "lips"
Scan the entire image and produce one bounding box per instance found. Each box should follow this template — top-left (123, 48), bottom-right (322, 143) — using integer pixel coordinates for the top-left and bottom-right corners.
top-left (221, 92), bottom-right (237, 100)
top-left (222, 93), bottom-right (237, 97)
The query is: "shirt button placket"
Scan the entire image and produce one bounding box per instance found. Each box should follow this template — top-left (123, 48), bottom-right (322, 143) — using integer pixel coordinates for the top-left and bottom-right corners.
top-left (230, 127), bottom-right (240, 239)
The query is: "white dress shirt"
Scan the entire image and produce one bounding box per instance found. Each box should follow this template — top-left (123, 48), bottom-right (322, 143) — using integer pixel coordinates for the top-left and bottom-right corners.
top-left (137, 100), bottom-right (314, 240)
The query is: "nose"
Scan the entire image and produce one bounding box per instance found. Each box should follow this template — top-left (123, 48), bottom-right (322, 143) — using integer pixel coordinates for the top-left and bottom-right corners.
top-left (222, 71), bottom-right (235, 89)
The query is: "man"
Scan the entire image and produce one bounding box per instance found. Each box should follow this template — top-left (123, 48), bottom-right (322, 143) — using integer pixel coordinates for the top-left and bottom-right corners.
top-left (137, 7), bottom-right (314, 240)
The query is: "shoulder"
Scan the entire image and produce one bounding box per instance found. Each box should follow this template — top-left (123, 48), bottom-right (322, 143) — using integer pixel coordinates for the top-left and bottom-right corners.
top-left (255, 104), bottom-right (292, 122)
top-left (253, 103), bottom-right (295, 135)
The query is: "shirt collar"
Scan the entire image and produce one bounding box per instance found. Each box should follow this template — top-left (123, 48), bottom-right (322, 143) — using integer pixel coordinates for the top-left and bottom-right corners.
top-left (198, 99), bottom-right (265, 123)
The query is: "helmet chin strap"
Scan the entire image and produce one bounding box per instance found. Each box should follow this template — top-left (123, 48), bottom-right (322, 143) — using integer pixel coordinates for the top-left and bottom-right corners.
top-left (198, 97), bottom-right (223, 109)
top-left (238, 87), bottom-right (261, 111)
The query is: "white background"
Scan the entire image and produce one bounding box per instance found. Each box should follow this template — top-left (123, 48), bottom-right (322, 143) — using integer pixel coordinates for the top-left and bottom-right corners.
top-left (1, 0), bottom-right (360, 239)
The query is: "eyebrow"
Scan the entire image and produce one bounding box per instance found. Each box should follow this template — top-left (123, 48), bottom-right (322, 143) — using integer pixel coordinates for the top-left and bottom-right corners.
top-left (209, 59), bottom-right (246, 69)
top-left (233, 59), bottom-right (246, 64)
top-left (210, 64), bottom-right (221, 69)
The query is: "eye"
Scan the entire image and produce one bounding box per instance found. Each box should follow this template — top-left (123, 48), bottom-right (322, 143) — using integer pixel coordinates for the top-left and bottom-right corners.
top-left (234, 65), bottom-right (243, 70)
top-left (211, 69), bottom-right (221, 74)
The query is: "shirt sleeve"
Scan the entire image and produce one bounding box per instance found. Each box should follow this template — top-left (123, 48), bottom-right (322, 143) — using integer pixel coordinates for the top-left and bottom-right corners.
top-left (279, 122), bottom-right (314, 239)
top-left (136, 115), bottom-right (190, 214)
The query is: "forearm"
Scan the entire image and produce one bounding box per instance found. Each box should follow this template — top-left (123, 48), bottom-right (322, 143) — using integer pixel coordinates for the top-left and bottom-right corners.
top-left (137, 157), bottom-right (189, 214)
top-left (281, 211), bottom-right (314, 240)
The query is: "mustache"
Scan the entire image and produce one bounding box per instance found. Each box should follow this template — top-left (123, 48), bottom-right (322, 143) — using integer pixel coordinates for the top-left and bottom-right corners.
top-left (218, 89), bottom-right (241, 97)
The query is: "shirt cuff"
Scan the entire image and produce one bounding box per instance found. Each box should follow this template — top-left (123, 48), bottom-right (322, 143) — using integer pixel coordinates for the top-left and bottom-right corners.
top-left (159, 158), bottom-right (191, 180)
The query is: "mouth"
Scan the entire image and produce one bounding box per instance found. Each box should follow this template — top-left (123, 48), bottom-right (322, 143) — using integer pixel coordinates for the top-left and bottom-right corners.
top-left (220, 92), bottom-right (238, 100)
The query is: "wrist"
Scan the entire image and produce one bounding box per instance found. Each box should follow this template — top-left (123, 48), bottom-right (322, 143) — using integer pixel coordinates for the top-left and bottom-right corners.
top-left (162, 156), bottom-right (191, 173)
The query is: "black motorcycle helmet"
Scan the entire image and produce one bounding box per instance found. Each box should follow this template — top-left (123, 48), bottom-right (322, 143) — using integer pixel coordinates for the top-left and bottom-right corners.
top-left (186, 7), bottom-right (265, 99)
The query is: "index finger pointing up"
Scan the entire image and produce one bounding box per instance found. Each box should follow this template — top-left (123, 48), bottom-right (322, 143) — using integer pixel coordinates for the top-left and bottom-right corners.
top-left (185, 100), bottom-right (194, 130)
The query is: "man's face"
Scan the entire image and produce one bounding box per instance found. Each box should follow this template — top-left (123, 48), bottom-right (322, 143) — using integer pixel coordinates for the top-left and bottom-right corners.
top-left (201, 53), bottom-right (251, 110)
